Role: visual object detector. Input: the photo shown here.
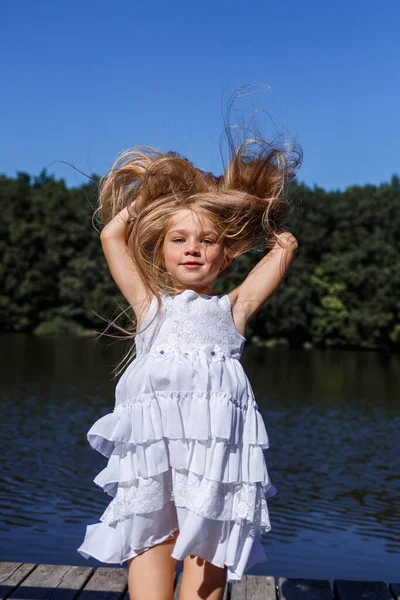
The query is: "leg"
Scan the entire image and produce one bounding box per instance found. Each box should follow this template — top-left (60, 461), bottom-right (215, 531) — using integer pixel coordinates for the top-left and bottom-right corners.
top-left (127, 529), bottom-right (179, 600)
top-left (178, 554), bottom-right (227, 600)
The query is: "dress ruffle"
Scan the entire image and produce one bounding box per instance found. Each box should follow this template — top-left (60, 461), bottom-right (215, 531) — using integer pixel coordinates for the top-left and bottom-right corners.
top-left (79, 389), bottom-right (277, 582)
top-left (87, 390), bottom-right (270, 457)
top-left (78, 503), bottom-right (270, 582)
top-left (99, 469), bottom-right (275, 525)
top-left (94, 437), bottom-right (271, 496)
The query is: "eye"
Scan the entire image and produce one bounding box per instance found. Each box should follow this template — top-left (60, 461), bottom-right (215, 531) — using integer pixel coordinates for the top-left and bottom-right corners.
top-left (202, 239), bottom-right (215, 245)
top-left (172, 238), bottom-right (184, 243)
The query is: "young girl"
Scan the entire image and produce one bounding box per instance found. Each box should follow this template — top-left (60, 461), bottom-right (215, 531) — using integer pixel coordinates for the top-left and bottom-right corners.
top-left (78, 126), bottom-right (302, 600)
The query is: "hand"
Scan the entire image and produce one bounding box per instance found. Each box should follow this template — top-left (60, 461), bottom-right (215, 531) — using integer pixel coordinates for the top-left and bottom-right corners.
top-left (101, 206), bottom-right (131, 240)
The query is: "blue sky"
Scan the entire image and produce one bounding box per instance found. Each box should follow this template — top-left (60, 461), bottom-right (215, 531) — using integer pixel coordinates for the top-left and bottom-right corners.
top-left (1, 0), bottom-right (399, 192)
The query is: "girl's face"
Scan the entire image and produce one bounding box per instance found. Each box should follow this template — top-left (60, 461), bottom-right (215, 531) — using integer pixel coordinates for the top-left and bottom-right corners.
top-left (162, 209), bottom-right (231, 293)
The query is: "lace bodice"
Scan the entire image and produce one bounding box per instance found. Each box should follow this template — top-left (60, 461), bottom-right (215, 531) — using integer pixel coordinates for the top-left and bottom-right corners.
top-left (135, 289), bottom-right (246, 360)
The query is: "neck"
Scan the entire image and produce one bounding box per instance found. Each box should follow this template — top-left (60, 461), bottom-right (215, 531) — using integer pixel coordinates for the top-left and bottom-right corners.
top-left (173, 283), bottom-right (214, 295)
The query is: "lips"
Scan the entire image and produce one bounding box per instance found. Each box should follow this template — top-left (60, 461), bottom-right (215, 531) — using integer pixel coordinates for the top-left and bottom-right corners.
top-left (182, 262), bottom-right (203, 269)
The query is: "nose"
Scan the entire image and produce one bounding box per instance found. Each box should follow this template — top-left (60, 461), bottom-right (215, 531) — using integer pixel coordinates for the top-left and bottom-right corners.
top-left (185, 239), bottom-right (201, 255)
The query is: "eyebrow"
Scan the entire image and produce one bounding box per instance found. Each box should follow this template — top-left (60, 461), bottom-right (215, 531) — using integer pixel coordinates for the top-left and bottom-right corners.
top-left (168, 229), bottom-right (217, 236)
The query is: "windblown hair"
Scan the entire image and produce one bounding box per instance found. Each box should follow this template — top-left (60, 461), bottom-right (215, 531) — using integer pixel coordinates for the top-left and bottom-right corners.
top-left (94, 88), bottom-right (303, 376)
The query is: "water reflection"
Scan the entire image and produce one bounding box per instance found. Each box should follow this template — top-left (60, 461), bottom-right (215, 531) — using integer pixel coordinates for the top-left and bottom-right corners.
top-left (0, 334), bottom-right (399, 581)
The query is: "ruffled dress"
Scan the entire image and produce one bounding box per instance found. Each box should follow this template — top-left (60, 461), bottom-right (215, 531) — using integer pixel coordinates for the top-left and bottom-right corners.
top-left (78, 289), bottom-right (277, 582)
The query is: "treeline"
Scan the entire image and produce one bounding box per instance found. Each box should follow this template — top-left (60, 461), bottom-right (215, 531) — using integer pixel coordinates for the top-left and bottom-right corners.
top-left (1, 170), bottom-right (399, 351)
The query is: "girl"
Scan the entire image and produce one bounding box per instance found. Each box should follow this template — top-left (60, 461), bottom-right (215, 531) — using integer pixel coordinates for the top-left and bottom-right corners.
top-left (78, 122), bottom-right (302, 600)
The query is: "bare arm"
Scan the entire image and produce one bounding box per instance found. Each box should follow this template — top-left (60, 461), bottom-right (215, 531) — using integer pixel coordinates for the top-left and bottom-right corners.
top-left (228, 231), bottom-right (299, 332)
top-left (100, 207), bottom-right (151, 324)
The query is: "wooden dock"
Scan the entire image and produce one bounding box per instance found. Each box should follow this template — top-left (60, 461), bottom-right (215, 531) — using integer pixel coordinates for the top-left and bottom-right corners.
top-left (0, 562), bottom-right (399, 600)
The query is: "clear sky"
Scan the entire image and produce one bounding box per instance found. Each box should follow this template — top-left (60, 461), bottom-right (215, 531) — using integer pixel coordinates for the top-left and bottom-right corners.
top-left (1, 0), bottom-right (399, 192)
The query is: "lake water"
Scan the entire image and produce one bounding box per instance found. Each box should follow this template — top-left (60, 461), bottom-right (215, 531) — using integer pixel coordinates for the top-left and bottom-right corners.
top-left (1, 334), bottom-right (399, 583)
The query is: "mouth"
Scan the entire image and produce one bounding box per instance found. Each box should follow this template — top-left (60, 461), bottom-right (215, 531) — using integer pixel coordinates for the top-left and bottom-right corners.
top-left (181, 262), bottom-right (203, 269)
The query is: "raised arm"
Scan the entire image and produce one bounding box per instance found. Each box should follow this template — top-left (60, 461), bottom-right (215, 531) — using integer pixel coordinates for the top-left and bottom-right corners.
top-left (228, 230), bottom-right (299, 332)
top-left (100, 206), bottom-right (151, 325)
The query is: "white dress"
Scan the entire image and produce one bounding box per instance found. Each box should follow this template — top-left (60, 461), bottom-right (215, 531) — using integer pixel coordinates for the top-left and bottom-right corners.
top-left (78, 289), bottom-right (277, 582)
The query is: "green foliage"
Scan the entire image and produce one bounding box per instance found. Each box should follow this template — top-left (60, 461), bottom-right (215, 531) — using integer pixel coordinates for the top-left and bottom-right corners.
top-left (0, 169), bottom-right (399, 351)
top-left (33, 317), bottom-right (85, 337)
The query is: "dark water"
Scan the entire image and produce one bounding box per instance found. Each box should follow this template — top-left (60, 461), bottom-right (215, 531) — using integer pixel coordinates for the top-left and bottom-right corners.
top-left (1, 334), bottom-right (399, 583)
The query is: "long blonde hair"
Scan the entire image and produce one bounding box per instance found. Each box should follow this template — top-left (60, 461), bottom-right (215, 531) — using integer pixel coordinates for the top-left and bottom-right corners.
top-left (95, 88), bottom-right (303, 376)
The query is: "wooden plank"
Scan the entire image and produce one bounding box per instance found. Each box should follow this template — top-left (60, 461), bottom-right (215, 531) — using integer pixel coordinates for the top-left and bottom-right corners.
top-left (7, 565), bottom-right (72, 600)
top-left (334, 580), bottom-right (393, 600)
top-left (6, 565), bottom-right (93, 600)
top-left (389, 584), bottom-right (400, 600)
top-left (174, 570), bottom-right (228, 600)
top-left (47, 567), bottom-right (94, 600)
top-left (231, 574), bottom-right (276, 600)
top-left (78, 568), bottom-right (127, 600)
top-left (278, 578), bottom-right (333, 600)
top-left (0, 563), bottom-right (37, 600)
